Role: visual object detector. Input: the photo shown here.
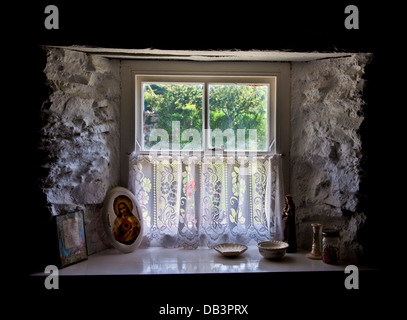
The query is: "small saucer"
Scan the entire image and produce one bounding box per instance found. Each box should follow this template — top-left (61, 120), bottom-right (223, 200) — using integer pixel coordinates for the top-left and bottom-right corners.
top-left (214, 243), bottom-right (248, 257)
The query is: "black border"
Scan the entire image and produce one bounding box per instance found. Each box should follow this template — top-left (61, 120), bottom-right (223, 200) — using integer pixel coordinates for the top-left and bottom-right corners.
top-left (8, 0), bottom-right (397, 316)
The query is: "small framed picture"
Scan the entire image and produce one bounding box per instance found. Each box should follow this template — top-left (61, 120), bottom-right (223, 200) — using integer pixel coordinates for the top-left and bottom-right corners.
top-left (103, 186), bottom-right (143, 253)
top-left (56, 210), bottom-right (88, 268)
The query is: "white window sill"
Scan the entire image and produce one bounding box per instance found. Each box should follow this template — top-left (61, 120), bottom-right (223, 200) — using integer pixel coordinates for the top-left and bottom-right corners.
top-left (34, 246), bottom-right (366, 276)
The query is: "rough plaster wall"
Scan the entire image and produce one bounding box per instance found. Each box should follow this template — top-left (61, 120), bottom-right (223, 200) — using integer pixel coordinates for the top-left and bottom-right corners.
top-left (41, 48), bottom-right (120, 254)
top-left (290, 54), bottom-right (372, 262)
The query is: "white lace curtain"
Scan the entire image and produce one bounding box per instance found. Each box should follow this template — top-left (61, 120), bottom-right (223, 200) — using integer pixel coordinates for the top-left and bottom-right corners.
top-left (128, 155), bottom-right (284, 249)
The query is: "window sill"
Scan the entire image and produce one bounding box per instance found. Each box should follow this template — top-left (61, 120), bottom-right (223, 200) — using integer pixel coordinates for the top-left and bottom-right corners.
top-left (34, 246), bottom-right (369, 276)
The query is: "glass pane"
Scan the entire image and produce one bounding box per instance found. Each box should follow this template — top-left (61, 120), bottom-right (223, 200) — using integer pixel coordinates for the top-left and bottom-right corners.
top-left (209, 84), bottom-right (268, 151)
top-left (143, 83), bottom-right (203, 151)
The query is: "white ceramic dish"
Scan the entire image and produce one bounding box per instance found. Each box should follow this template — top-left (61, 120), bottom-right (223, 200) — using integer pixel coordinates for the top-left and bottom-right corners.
top-left (214, 243), bottom-right (248, 257)
top-left (257, 241), bottom-right (289, 260)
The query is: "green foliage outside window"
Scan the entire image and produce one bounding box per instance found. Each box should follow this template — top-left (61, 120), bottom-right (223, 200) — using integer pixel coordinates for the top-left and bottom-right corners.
top-left (143, 83), bottom-right (268, 150)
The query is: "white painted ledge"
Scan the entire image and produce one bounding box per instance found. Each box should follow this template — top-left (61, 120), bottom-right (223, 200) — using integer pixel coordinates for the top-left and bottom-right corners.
top-left (48, 46), bottom-right (355, 62)
top-left (33, 247), bottom-right (369, 276)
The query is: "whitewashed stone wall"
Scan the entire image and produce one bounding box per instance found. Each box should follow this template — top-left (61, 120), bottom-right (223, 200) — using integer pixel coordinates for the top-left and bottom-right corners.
top-left (41, 48), bottom-right (120, 254)
top-left (290, 54), bottom-right (372, 262)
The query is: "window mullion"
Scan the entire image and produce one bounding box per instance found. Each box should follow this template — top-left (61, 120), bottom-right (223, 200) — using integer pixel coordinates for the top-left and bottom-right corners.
top-left (203, 81), bottom-right (209, 153)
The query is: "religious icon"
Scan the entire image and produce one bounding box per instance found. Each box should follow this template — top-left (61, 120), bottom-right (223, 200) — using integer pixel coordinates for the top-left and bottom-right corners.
top-left (55, 210), bottom-right (87, 267)
top-left (112, 195), bottom-right (141, 245)
top-left (103, 187), bottom-right (143, 253)
top-left (282, 194), bottom-right (297, 253)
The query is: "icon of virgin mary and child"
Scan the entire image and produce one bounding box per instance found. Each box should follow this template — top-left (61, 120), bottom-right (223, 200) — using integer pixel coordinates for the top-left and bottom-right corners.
top-left (112, 195), bottom-right (141, 245)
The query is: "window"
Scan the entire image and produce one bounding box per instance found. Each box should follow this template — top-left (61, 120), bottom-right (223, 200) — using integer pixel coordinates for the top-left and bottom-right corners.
top-left (136, 75), bottom-right (275, 155)
top-left (142, 81), bottom-right (204, 151)
top-left (208, 83), bottom-right (269, 151)
top-left (121, 61), bottom-right (291, 248)
top-left (121, 60), bottom-right (290, 197)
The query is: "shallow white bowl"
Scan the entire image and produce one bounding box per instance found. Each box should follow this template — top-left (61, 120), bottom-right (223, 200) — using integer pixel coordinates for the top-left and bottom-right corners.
top-left (214, 243), bottom-right (248, 257)
top-left (257, 241), bottom-right (289, 260)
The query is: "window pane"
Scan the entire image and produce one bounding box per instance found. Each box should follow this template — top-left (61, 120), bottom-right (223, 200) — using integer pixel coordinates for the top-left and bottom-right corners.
top-left (209, 84), bottom-right (268, 151)
top-left (143, 83), bottom-right (203, 151)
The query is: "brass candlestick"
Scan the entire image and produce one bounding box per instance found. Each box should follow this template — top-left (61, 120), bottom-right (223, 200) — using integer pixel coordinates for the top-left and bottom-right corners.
top-left (307, 223), bottom-right (322, 259)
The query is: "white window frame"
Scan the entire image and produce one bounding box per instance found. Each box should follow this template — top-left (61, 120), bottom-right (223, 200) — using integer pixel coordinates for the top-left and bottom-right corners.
top-left (138, 76), bottom-right (274, 154)
top-left (120, 60), bottom-right (291, 191)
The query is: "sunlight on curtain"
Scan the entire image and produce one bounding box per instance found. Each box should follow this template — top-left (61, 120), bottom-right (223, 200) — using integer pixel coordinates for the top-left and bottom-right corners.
top-left (129, 155), bottom-right (283, 249)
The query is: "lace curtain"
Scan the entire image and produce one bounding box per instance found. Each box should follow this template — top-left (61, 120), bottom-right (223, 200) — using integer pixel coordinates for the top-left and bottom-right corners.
top-left (128, 155), bottom-right (284, 249)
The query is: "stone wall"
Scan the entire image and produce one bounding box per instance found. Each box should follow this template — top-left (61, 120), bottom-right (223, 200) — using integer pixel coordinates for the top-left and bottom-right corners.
top-left (290, 54), bottom-right (372, 262)
top-left (41, 47), bottom-right (120, 254)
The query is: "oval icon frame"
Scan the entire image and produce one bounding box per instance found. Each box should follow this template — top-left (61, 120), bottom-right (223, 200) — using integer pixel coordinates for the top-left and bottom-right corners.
top-left (103, 186), bottom-right (143, 253)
